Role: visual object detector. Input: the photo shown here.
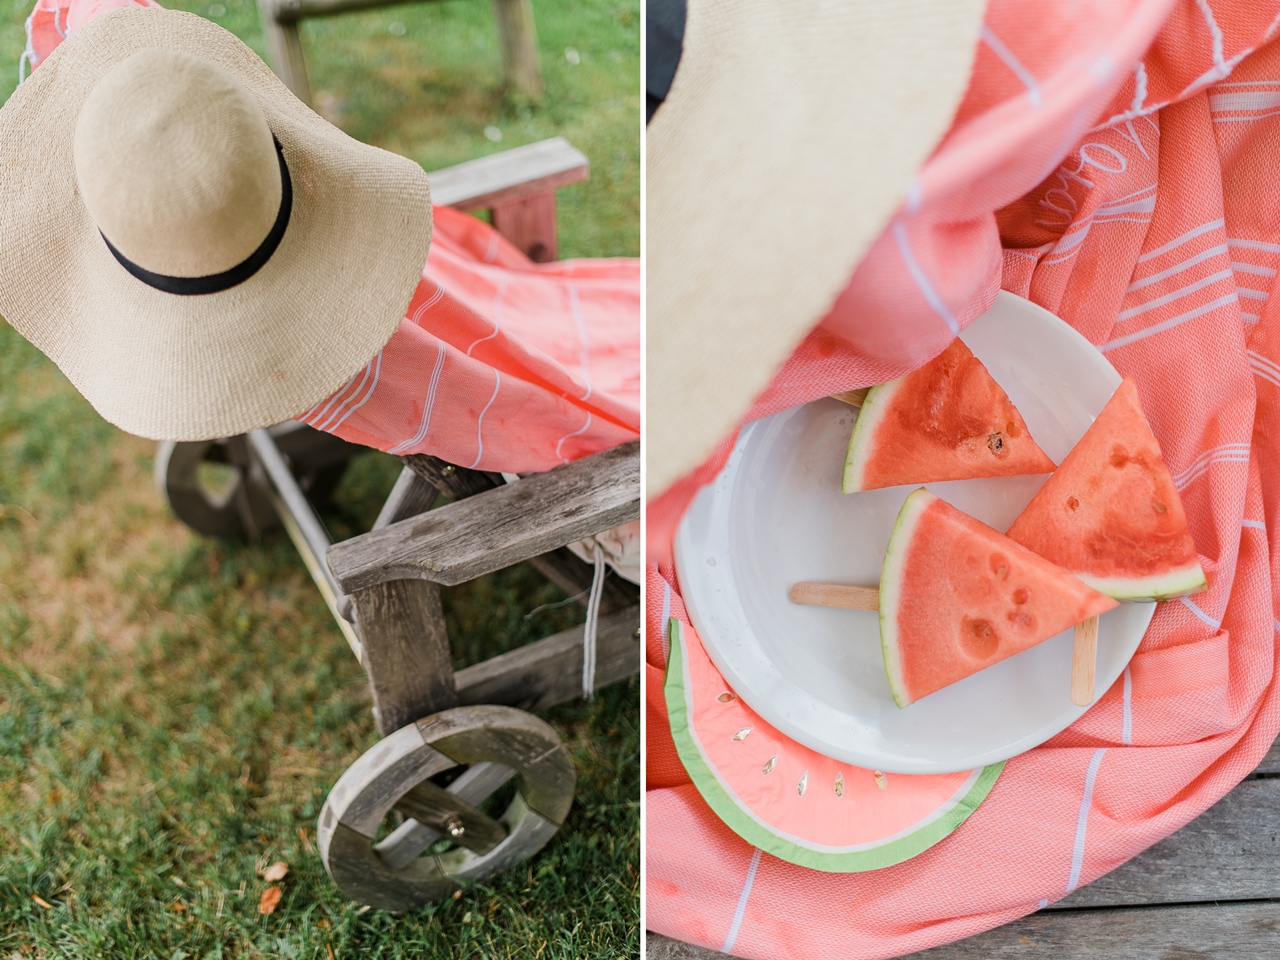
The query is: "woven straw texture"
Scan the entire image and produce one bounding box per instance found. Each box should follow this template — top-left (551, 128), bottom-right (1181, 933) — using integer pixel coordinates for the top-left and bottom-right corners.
top-left (0, 6), bottom-right (432, 441)
top-left (647, 0), bottom-right (1280, 957)
top-left (73, 48), bottom-right (283, 277)
top-left (646, 0), bottom-right (986, 497)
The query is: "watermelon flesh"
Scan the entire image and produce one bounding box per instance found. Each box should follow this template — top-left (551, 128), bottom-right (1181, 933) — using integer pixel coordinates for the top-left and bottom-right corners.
top-left (1005, 377), bottom-right (1206, 601)
top-left (665, 617), bottom-right (1004, 872)
top-left (881, 489), bottom-right (1118, 707)
top-left (843, 338), bottom-right (1056, 493)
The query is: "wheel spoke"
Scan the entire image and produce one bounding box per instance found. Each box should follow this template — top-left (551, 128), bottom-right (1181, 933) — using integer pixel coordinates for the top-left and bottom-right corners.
top-left (374, 762), bottom-right (515, 869)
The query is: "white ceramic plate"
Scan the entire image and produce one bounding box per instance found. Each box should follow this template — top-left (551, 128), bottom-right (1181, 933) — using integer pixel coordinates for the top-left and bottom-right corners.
top-left (674, 292), bottom-right (1156, 775)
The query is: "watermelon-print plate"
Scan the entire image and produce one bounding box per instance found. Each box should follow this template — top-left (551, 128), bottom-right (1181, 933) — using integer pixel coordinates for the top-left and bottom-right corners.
top-left (666, 616), bottom-right (1004, 871)
top-left (674, 292), bottom-right (1156, 775)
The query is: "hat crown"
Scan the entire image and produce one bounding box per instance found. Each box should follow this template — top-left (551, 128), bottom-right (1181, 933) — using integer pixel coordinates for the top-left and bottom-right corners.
top-left (73, 48), bottom-right (282, 279)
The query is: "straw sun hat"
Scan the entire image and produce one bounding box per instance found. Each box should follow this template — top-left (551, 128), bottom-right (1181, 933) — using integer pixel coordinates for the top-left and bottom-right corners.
top-left (0, 7), bottom-right (432, 441)
top-left (646, 0), bottom-right (987, 497)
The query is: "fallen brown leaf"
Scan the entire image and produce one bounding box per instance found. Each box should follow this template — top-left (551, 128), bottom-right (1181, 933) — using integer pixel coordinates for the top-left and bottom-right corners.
top-left (31, 895), bottom-right (53, 910)
top-left (170, 903), bottom-right (186, 912)
top-left (258, 886), bottom-right (283, 915)
top-left (262, 862), bottom-right (289, 883)
top-left (326, 946), bottom-right (336, 960)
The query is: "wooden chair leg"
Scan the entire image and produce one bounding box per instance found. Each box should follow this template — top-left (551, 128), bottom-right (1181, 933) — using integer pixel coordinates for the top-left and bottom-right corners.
top-left (352, 579), bottom-right (459, 735)
top-left (491, 192), bottom-right (558, 262)
top-left (258, 0), bottom-right (313, 106)
top-left (492, 0), bottom-right (543, 99)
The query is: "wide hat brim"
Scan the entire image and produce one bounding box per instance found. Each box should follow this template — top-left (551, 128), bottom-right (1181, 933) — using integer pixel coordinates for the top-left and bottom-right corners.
top-left (0, 7), bottom-right (433, 441)
top-left (646, 0), bottom-right (986, 497)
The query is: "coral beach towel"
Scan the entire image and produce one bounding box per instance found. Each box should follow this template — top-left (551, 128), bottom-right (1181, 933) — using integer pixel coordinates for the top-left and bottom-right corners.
top-left (647, 0), bottom-right (1280, 957)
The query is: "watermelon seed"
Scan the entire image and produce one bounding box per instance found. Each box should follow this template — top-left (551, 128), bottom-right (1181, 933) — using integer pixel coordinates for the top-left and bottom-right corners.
top-left (762, 755), bottom-right (776, 775)
top-left (874, 771), bottom-right (887, 790)
top-left (717, 692), bottom-right (736, 703)
top-left (1067, 496), bottom-right (1080, 511)
top-left (798, 771), bottom-right (808, 796)
top-left (733, 728), bottom-right (752, 741)
top-left (834, 772), bottom-right (845, 797)
top-left (1154, 500), bottom-right (1168, 514)
top-left (987, 432), bottom-right (1008, 457)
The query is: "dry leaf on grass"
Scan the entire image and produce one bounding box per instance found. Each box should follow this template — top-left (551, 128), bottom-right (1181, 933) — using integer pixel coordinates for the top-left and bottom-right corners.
top-left (31, 895), bottom-right (53, 909)
top-left (258, 886), bottom-right (283, 915)
top-left (262, 862), bottom-right (289, 882)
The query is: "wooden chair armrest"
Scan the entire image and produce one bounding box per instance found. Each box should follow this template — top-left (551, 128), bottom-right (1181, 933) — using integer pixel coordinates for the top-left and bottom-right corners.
top-left (327, 440), bottom-right (639, 592)
top-left (427, 137), bottom-right (588, 211)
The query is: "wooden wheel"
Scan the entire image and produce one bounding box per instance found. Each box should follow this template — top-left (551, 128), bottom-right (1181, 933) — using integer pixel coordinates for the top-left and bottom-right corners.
top-left (317, 705), bottom-right (575, 911)
top-left (154, 437), bottom-right (277, 539)
top-left (155, 424), bottom-right (358, 539)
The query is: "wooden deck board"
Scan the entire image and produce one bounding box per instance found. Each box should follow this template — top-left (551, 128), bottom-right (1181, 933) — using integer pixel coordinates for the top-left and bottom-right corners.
top-left (649, 901), bottom-right (1280, 959)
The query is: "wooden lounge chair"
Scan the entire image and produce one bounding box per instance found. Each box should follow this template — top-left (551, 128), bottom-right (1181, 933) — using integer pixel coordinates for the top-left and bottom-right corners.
top-left (154, 137), bottom-right (640, 910)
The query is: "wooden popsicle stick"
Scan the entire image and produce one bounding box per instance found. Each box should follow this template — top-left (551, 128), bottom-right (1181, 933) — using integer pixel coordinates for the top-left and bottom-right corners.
top-left (1071, 615), bottom-right (1099, 706)
top-left (830, 387), bottom-right (870, 407)
top-left (794, 585), bottom-right (1101, 705)
top-left (790, 582), bottom-right (880, 611)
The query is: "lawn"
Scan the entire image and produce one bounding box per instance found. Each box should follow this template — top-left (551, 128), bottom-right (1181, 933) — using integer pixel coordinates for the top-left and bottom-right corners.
top-left (0, 0), bottom-right (639, 956)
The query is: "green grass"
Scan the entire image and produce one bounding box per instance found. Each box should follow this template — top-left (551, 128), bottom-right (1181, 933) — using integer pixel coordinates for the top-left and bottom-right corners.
top-left (0, 1), bottom-right (638, 955)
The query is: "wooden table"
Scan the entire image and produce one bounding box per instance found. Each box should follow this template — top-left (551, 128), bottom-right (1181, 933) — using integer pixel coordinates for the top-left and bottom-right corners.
top-left (647, 735), bottom-right (1280, 959)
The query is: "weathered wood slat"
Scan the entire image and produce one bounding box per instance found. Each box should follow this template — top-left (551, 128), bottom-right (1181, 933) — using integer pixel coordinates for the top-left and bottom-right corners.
top-left (352, 580), bottom-right (458, 735)
top-left (269, 0), bottom-right (433, 23)
top-left (901, 901), bottom-right (1280, 959)
top-left (389, 458), bottom-right (636, 610)
top-left (1252, 731), bottom-right (1280, 776)
top-left (399, 454), bottom-right (503, 502)
top-left (258, 0), bottom-right (310, 101)
top-left (491, 0), bottom-right (543, 99)
top-left (328, 441), bottom-right (639, 591)
top-left (427, 137), bottom-right (588, 211)
top-left (1050, 776), bottom-right (1280, 908)
top-left (491, 192), bottom-right (559, 262)
top-left (453, 605), bottom-right (639, 712)
top-left (373, 467), bottom-right (438, 531)
top-left (648, 901), bottom-right (1280, 960)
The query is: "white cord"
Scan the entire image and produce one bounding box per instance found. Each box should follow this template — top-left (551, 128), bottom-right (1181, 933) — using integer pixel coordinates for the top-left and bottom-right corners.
top-left (582, 542), bottom-right (606, 700)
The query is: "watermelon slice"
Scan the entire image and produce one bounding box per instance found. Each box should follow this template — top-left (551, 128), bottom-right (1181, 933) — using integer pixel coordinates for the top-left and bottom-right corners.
top-left (882, 489), bottom-right (1118, 707)
top-left (843, 339), bottom-right (1056, 493)
top-left (665, 617), bottom-right (1004, 872)
top-left (1005, 377), bottom-right (1206, 601)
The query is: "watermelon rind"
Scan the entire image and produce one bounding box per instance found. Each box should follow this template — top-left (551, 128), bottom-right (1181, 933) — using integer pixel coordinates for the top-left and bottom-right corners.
top-left (841, 379), bottom-right (902, 494)
top-left (665, 617), bottom-right (1004, 873)
top-left (879, 488), bottom-right (934, 708)
top-left (1076, 561), bottom-right (1207, 603)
